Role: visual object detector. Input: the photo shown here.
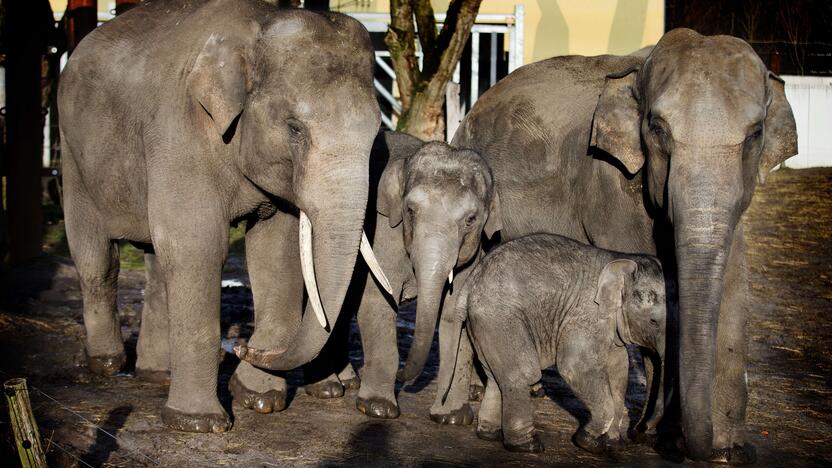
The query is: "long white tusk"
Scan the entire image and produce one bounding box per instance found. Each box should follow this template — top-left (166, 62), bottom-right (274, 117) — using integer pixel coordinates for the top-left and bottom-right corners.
top-left (360, 231), bottom-right (393, 296)
top-left (448, 269), bottom-right (454, 285)
top-left (299, 211), bottom-right (328, 329)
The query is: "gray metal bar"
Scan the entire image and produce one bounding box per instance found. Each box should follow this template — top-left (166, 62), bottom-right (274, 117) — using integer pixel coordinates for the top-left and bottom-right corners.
top-left (374, 80), bottom-right (402, 114)
top-left (374, 54), bottom-right (397, 80)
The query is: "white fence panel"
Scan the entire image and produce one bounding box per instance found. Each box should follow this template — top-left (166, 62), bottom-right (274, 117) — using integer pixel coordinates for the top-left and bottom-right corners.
top-left (782, 75), bottom-right (832, 168)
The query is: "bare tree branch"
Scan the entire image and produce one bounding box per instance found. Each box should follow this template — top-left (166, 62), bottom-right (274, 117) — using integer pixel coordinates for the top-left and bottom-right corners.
top-left (413, 0), bottom-right (438, 62)
top-left (385, 0), bottom-right (419, 110)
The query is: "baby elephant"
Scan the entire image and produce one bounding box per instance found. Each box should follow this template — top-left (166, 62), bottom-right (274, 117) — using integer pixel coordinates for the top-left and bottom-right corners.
top-left (439, 234), bottom-right (666, 453)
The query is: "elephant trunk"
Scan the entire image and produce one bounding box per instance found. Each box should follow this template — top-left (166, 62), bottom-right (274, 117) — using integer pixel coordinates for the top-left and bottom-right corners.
top-left (672, 171), bottom-right (739, 460)
top-left (237, 161), bottom-right (373, 370)
top-left (397, 228), bottom-right (458, 383)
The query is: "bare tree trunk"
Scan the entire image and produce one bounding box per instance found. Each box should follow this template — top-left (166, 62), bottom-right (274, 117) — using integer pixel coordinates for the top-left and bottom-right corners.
top-left (386, 0), bottom-right (482, 141)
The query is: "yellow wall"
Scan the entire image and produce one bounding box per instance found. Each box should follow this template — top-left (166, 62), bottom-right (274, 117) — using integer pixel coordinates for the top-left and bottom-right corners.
top-left (340, 0), bottom-right (664, 65)
top-left (50, 1), bottom-right (665, 65)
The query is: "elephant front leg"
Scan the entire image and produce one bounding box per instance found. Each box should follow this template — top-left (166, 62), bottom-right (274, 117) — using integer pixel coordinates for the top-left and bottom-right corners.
top-left (303, 316), bottom-right (352, 399)
top-left (429, 323), bottom-right (474, 425)
top-left (355, 280), bottom-right (400, 419)
top-left (153, 215), bottom-right (230, 433)
top-left (710, 226), bottom-right (755, 465)
top-left (136, 252), bottom-right (171, 383)
top-left (430, 265), bottom-right (475, 425)
top-left (229, 212), bottom-right (301, 414)
top-left (606, 345), bottom-right (631, 447)
top-left (559, 341), bottom-right (617, 455)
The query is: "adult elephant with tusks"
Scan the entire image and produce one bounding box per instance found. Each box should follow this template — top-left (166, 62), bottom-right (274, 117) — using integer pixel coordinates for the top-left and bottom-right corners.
top-left (450, 28), bottom-right (797, 464)
top-left (58, 0), bottom-right (389, 433)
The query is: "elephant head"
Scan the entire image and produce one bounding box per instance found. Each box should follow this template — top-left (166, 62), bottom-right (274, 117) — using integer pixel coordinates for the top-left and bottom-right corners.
top-left (378, 142), bottom-right (501, 382)
top-left (590, 28), bottom-right (797, 459)
top-left (191, 10), bottom-right (387, 364)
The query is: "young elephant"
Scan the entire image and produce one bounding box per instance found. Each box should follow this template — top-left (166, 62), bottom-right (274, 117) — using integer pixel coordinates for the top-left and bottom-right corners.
top-left (440, 234), bottom-right (666, 453)
top-left (352, 132), bottom-right (500, 420)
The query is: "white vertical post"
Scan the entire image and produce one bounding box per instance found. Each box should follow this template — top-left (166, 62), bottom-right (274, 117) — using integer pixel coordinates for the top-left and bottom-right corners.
top-left (509, 4), bottom-right (525, 73)
top-left (446, 81), bottom-right (462, 143)
top-left (489, 32), bottom-right (498, 86)
top-left (470, 32), bottom-right (480, 106)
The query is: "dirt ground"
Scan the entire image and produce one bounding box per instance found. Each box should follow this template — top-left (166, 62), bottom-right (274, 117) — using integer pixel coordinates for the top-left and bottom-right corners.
top-left (0, 167), bottom-right (830, 467)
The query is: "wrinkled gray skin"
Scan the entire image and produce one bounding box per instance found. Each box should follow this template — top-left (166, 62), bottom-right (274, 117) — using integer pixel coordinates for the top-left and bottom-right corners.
top-left (440, 234), bottom-right (667, 454)
top-left (451, 28), bottom-right (797, 463)
top-left (58, 0), bottom-right (380, 432)
top-left (238, 131), bottom-right (500, 421)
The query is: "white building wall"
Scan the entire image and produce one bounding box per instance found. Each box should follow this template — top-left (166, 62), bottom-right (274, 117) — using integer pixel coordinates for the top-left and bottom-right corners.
top-left (782, 75), bottom-right (832, 168)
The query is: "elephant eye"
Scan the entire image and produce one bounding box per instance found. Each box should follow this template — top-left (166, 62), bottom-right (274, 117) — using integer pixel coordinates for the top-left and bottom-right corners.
top-left (745, 125), bottom-right (763, 143)
top-left (464, 213), bottom-right (477, 228)
top-left (286, 119), bottom-right (306, 141)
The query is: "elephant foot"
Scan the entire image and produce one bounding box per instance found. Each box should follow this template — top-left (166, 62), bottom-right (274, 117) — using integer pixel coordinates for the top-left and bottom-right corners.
top-left (707, 443), bottom-right (756, 465)
top-left (341, 376), bottom-right (361, 390)
top-left (161, 406), bottom-right (231, 433)
top-left (476, 426), bottom-right (503, 442)
top-left (86, 352), bottom-right (126, 376)
top-left (429, 403), bottom-right (474, 425)
top-left (304, 379), bottom-right (345, 399)
top-left (530, 382), bottom-right (546, 398)
top-left (355, 396), bottom-right (400, 419)
top-left (135, 368), bottom-right (170, 384)
top-left (574, 428), bottom-right (616, 455)
top-left (229, 374), bottom-right (286, 414)
top-left (468, 384), bottom-right (485, 401)
top-left (628, 428), bottom-right (658, 448)
top-left (504, 434), bottom-right (544, 453)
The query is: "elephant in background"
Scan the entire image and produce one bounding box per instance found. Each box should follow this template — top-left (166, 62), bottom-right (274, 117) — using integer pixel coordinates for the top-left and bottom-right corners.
top-left (59, 0), bottom-right (386, 432)
top-left (440, 234), bottom-right (667, 454)
top-left (451, 28), bottom-right (797, 463)
top-left (237, 131), bottom-right (500, 422)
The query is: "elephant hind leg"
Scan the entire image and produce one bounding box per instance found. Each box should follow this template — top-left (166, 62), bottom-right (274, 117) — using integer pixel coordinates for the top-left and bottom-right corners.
top-left (136, 252), bottom-right (170, 382)
top-left (476, 367), bottom-right (503, 441)
top-left (471, 317), bottom-right (542, 452)
top-left (64, 194), bottom-right (124, 376)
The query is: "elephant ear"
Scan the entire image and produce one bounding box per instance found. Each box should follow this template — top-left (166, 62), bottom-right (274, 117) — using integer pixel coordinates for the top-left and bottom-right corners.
top-left (590, 68), bottom-right (645, 175)
top-left (483, 190), bottom-right (502, 239)
top-left (188, 33), bottom-right (249, 138)
top-left (595, 259), bottom-right (638, 346)
top-left (377, 157), bottom-right (406, 228)
top-left (758, 72), bottom-right (798, 184)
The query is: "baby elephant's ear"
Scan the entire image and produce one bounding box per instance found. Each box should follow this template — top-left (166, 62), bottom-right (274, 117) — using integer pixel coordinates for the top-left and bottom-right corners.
top-left (377, 158), bottom-right (406, 228)
top-left (595, 259), bottom-right (638, 308)
top-left (483, 191), bottom-right (502, 239)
